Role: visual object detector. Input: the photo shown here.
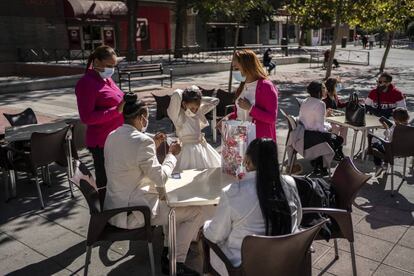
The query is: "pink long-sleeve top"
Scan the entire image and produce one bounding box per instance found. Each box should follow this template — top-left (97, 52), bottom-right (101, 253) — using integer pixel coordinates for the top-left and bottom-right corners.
top-left (75, 69), bottom-right (124, 148)
top-left (229, 78), bottom-right (278, 141)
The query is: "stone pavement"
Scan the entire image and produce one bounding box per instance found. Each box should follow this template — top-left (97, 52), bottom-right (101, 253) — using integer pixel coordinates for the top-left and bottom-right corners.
top-left (1, 57), bottom-right (414, 275)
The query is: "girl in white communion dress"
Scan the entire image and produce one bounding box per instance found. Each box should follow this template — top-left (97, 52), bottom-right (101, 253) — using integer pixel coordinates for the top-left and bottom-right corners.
top-left (167, 85), bottom-right (221, 170)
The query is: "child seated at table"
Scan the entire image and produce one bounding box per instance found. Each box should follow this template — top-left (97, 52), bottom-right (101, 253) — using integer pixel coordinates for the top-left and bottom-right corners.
top-left (371, 107), bottom-right (410, 174)
top-left (167, 85), bottom-right (221, 170)
top-left (203, 138), bottom-right (302, 276)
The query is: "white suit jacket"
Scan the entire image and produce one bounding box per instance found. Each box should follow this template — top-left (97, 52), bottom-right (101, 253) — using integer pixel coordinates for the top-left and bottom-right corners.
top-left (104, 124), bottom-right (176, 229)
top-left (203, 172), bottom-right (302, 267)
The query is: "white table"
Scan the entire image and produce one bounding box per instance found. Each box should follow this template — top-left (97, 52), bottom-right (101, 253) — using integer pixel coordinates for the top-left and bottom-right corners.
top-left (165, 168), bottom-right (237, 276)
top-left (326, 115), bottom-right (383, 159)
top-left (4, 121), bottom-right (68, 142)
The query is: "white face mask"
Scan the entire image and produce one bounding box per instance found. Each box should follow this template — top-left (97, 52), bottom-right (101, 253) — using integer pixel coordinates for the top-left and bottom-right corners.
top-left (98, 67), bottom-right (115, 79)
top-left (232, 70), bottom-right (246, 82)
top-left (185, 108), bottom-right (197, 117)
top-left (141, 116), bottom-right (148, 132)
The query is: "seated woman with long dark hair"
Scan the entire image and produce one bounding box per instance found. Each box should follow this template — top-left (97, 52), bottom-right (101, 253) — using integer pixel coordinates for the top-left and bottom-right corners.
top-left (203, 138), bottom-right (302, 276)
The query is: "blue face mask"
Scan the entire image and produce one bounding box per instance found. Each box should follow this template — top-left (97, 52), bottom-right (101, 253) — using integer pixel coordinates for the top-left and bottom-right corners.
top-left (98, 67), bottom-right (115, 79)
top-left (336, 83), bottom-right (343, 92)
top-left (232, 70), bottom-right (246, 82)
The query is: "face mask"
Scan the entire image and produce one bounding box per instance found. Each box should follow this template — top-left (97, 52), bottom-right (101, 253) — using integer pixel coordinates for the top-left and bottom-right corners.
top-left (141, 117), bottom-right (148, 132)
top-left (232, 70), bottom-right (246, 82)
top-left (98, 67), bottom-right (115, 79)
top-left (185, 108), bottom-right (197, 117)
top-left (336, 83), bottom-right (343, 92)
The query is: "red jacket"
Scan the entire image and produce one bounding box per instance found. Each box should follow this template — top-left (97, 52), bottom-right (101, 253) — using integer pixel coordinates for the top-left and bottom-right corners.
top-left (365, 83), bottom-right (405, 118)
top-left (229, 78), bottom-right (278, 141)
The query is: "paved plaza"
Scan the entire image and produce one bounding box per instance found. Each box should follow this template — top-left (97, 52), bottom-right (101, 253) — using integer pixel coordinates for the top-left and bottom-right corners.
top-left (1, 47), bottom-right (414, 275)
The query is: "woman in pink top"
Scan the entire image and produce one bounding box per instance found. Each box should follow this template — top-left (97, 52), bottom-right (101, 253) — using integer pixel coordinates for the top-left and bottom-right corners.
top-left (75, 45), bottom-right (124, 188)
top-left (221, 49), bottom-right (278, 141)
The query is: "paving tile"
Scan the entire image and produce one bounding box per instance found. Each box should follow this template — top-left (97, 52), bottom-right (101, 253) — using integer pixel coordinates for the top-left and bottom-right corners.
top-left (367, 205), bottom-right (414, 228)
top-left (373, 264), bottom-right (414, 276)
top-left (0, 232), bottom-right (70, 275)
top-left (384, 245), bottom-right (414, 273)
top-left (399, 227), bottom-right (414, 249)
top-left (355, 217), bottom-right (407, 243)
top-left (337, 232), bottom-right (394, 262)
top-left (314, 248), bottom-right (380, 276)
top-left (311, 241), bottom-right (332, 264)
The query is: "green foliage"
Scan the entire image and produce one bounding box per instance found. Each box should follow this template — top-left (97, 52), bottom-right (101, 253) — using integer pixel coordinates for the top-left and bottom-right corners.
top-left (193, 0), bottom-right (282, 24)
top-left (350, 0), bottom-right (414, 32)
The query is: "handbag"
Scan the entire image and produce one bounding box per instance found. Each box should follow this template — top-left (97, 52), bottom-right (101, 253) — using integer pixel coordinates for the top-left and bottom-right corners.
top-left (345, 92), bottom-right (366, 126)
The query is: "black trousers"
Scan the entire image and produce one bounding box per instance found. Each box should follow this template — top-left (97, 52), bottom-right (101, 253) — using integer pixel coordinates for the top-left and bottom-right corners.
top-left (89, 146), bottom-right (107, 189)
top-left (304, 130), bottom-right (344, 168)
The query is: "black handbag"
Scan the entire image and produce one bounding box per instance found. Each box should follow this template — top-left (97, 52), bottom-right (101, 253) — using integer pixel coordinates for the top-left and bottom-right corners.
top-left (345, 92), bottom-right (366, 126)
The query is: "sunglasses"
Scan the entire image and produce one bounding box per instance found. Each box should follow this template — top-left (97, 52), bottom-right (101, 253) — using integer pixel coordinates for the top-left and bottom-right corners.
top-left (377, 80), bottom-right (388, 84)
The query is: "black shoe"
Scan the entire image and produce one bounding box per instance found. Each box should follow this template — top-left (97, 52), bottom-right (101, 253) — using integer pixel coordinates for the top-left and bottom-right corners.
top-left (161, 260), bottom-right (200, 276)
top-left (334, 152), bottom-right (344, 162)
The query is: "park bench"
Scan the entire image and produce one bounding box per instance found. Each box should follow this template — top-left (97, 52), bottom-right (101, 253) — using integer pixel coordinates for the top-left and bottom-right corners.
top-left (117, 63), bottom-right (173, 92)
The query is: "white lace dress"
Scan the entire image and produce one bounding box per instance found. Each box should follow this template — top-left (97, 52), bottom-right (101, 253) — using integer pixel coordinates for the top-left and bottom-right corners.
top-left (167, 90), bottom-right (221, 171)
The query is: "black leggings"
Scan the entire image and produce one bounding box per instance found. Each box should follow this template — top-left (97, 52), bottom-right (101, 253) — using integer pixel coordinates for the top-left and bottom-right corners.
top-left (304, 130), bottom-right (344, 168)
top-left (89, 147), bottom-right (107, 189)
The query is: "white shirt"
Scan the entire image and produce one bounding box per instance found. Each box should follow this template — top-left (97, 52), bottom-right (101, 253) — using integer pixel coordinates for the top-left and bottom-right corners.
top-left (203, 173), bottom-right (302, 268)
top-left (299, 97), bottom-right (331, 132)
top-left (104, 124), bottom-right (177, 229)
top-left (236, 80), bottom-right (257, 121)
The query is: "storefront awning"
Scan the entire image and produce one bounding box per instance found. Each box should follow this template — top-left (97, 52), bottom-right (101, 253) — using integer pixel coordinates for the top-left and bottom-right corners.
top-left (64, 0), bottom-right (128, 18)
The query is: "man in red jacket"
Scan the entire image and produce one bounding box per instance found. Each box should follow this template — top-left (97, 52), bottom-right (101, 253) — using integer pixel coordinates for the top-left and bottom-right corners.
top-left (365, 72), bottom-right (406, 118)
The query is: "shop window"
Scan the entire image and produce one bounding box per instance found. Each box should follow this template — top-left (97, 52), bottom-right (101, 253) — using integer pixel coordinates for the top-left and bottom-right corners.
top-left (269, 23), bottom-right (277, 39)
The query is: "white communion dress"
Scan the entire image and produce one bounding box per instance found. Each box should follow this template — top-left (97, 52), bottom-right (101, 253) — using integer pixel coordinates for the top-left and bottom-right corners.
top-left (167, 90), bottom-right (222, 170)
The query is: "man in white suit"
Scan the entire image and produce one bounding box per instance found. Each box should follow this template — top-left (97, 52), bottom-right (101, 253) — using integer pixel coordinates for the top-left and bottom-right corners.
top-left (104, 93), bottom-right (201, 276)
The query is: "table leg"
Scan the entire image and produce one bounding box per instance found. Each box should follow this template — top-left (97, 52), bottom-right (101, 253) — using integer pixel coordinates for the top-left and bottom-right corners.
top-left (168, 208), bottom-right (177, 276)
top-left (351, 130), bottom-right (358, 159)
top-left (361, 130), bottom-right (367, 160)
top-left (212, 107), bottom-right (217, 143)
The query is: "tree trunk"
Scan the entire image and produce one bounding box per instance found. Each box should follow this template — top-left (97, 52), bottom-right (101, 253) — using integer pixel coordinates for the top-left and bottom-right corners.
top-left (299, 25), bottom-right (306, 48)
top-left (126, 0), bottom-right (137, 62)
top-left (228, 24), bottom-right (240, 93)
top-left (379, 31), bottom-right (394, 73)
top-left (325, 1), bottom-right (342, 79)
top-left (174, 0), bottom-right (186, 58)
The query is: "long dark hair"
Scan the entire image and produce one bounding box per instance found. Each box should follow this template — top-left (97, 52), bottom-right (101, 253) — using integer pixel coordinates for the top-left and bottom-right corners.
top-left (245, 138), bottom-right (292, 236)
top-left (85, 45), bottom-right (116, 73)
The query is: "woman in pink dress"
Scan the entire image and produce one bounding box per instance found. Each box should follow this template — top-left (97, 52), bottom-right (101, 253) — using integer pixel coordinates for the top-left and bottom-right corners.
top-left (219, 49), bottom-right (278, 141)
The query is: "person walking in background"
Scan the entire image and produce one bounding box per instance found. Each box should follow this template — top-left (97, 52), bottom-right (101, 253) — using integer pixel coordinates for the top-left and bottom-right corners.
top-left (75, 45), bottom-right (125, 188)
top-left (362, 35), bottom-right (368, 49)
top-left (263, 48), bottom-right (276, 74)
top-left (218, 49), bottom-right (278, 141)
top-left (365, 72), bottom-right (406, 118)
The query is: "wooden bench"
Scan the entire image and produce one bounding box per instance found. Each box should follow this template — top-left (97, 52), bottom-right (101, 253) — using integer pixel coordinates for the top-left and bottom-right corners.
top-left (117, 63), bottom-right (173, 92)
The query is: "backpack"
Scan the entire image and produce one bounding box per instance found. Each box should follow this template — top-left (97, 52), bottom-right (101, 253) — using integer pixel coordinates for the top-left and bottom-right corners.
top-left (293, 176), bottom-right (337, 241)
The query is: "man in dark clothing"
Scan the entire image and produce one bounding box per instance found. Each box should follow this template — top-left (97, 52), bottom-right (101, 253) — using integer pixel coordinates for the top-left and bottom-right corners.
top-left (365, 72), bottom-right (406, 118)
top-left (263, 48), bottom-right (276, 74)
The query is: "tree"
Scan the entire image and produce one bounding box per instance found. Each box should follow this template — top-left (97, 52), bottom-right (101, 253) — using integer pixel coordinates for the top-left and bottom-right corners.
top-left (350, 0), bottom-right (414, 73)
top-left (286, 0), bottom-right (333, 47)
top-left (286, 0), bottom-right (360, 79)
top-left (173, 0), bottom-right (188, 58)
top-left (195, 0), bottom-right (280, 92)
top-left (126, 0), bottom-right (137, 61)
